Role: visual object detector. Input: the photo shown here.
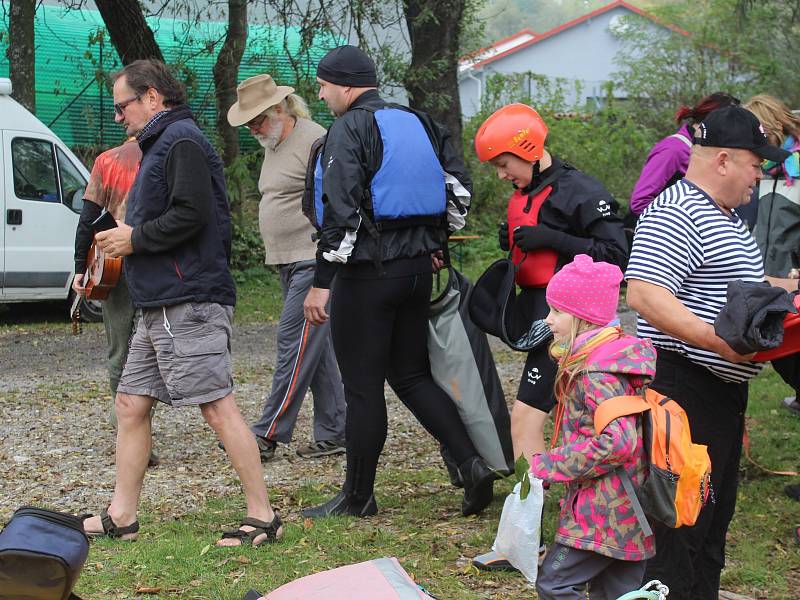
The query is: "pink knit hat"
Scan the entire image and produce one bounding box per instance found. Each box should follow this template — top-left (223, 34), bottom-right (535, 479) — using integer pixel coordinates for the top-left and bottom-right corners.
top-left (545, 254), bottom-right (623, 325)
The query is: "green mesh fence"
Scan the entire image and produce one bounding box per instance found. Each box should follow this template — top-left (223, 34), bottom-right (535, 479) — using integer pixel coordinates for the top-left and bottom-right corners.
top-left (0, 2), bottom-right (339, 150)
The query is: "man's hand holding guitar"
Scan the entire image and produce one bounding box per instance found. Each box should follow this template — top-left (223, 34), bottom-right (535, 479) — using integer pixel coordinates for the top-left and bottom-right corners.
top-left (72, 273), bottom-right (87, 297)
top-left (70, 216), bottom-right (126, 333)
top-left (95, 221), bottom-right (134, 258)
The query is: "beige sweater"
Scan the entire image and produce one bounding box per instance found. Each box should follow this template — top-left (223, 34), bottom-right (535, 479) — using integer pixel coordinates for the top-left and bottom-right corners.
top-left (257, 117), bottom-right (326, 265)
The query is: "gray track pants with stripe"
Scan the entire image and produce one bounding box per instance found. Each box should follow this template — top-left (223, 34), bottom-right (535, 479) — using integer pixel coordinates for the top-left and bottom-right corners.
top-left (251, 260), bottom-right (346, 444)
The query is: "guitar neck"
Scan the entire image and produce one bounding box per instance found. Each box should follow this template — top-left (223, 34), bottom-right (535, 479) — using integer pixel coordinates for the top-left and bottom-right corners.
top-left (69, 292), bottom-right (82, 321)
top-left (69, 269), bottom-right (88, 335)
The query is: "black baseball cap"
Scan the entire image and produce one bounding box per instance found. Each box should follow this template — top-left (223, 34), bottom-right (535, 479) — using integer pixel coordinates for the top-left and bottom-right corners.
top-left (693, 105), bottom-right (791, 163)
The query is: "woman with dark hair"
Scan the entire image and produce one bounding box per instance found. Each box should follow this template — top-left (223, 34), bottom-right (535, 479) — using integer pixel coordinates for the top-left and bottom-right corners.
top-left (629, 92), bottom-right (740, 215)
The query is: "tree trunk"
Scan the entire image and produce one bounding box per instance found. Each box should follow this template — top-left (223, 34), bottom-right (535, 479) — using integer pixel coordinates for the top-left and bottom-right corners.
top-left (95, 0), bottom-right (164, 64)
top-left (404, 0), bottom-right (465, 157)
top-left (213, 0), bottom-right (248, 167)
top-left (7, 0), bottom-right (36, 112)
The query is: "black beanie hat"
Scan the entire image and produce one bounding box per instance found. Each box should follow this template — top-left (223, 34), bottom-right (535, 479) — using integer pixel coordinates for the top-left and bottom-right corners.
top-left (317, 45), bottom-right (377, 88)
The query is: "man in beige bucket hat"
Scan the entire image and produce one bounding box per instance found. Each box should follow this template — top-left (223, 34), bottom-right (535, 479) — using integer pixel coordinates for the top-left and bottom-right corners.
top-left (226, 74), bottom-right (346, 462)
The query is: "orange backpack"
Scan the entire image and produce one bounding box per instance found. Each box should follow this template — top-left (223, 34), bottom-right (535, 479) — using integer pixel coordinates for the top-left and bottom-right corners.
top-left (594, 388), bottom-right (712, 534)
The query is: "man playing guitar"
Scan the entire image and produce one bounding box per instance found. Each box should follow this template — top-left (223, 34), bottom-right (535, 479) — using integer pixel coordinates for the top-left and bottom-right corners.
top-left (72, 136), bottom-right (158, 466)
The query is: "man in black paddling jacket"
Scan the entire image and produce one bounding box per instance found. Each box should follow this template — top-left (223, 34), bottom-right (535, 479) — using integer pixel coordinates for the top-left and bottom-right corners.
top-left (302, 45), bottom-right (494, 518)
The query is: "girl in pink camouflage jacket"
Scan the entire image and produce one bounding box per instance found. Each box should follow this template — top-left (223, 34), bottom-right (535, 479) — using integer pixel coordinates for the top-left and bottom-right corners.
top-left (532, 254), bottom-right (657, 600)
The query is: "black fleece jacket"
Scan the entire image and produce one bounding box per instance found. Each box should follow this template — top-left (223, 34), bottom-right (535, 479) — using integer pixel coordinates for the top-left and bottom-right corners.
top-left (531, 157), bottom-right (629, 270)
top-left (130, 140), bottom-right (213, 254)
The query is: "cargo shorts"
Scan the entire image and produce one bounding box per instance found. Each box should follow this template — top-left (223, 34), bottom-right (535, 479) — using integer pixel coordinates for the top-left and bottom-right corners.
top-left (117, 301), bottom-right (234, 407)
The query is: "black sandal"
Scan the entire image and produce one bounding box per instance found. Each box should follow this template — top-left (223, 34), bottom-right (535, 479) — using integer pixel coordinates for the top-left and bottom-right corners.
top-left (81, 508), bottom-right (140, 540)
top-left (218, 514), bottom-right (282, 546)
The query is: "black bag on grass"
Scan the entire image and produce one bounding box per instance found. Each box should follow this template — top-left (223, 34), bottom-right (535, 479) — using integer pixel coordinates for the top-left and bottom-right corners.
top-left (0, 506), bottom-right (89, 600)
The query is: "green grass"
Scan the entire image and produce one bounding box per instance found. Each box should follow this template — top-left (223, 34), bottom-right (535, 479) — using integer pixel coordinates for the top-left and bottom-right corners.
top-left (69, 365), bottom-right (800, 599)
top-left (73, 469), bottom-right (548, 599)
top-left (721, 367), bottom-right (800, 599)
top-left (232, 267), bottom-right (285, 324)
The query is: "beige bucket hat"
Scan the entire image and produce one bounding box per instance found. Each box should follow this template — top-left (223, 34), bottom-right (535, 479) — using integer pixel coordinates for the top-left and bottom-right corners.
top-left (227, 74), bottom-right (294, 127)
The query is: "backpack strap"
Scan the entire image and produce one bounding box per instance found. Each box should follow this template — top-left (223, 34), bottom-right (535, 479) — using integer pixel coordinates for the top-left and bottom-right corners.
top-left (617, 468), bottom-right (653, 538)
top-left (594, 395), bottom-right (649, 435)
top-left (597, 391), bottom-right (656, 539)
top-left (596, 393), bottom-right (656, 539)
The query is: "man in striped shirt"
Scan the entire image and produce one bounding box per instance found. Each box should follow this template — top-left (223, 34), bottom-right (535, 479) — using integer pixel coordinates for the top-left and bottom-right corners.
top-left (626, 106), bottom-right (796, 599)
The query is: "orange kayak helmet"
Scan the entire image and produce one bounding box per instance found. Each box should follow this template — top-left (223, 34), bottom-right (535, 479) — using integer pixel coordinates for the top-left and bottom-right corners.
top-left (474, 103), bottom-right (548, 163)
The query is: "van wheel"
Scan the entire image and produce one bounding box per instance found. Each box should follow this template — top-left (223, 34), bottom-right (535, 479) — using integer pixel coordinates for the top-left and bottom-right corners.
top-left (68, 292), bottom-right (104, 323)
top-left (79, 297), bottom-right (104, 323)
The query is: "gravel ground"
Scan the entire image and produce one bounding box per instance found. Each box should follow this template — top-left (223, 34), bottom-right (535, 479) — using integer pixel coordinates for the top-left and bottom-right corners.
top-left (0, 318), bottom-right (530, 523)
top-left (0, 301), bottom-right (636, 522)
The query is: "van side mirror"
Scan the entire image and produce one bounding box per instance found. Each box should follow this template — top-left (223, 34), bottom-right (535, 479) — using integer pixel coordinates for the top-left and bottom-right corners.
top-left (66, 187), bottom-right (85, 212)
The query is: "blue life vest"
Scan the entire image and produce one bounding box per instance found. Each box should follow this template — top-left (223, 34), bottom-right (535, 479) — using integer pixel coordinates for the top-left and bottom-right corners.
top-left (307, 106), bottom-right (446, 230)
top-left (312, 151), bottom-right (324, 229)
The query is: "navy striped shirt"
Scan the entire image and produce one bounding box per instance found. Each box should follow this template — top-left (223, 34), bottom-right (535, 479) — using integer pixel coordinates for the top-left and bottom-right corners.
top-left (625, 179), bottom-right (765, 383)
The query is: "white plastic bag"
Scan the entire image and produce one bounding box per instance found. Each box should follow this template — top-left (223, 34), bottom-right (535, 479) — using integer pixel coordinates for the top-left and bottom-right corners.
top-left (492, 478), bottom-right (544, 583)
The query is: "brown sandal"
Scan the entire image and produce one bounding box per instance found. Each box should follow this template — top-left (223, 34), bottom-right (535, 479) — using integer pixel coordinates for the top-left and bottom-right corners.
top-left (218, 514), bottom-right (282, 547)
top-left (80, 507), bottom-right (139, 540)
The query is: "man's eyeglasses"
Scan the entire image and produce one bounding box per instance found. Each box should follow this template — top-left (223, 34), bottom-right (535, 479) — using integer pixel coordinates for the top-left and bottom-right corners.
top-left (242, 113), bottom-right (268, 130)
top-left (113, 94), bottom-right (141, 116)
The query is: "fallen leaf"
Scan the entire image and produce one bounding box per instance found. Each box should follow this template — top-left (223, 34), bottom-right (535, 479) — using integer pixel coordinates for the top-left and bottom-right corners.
top-left (135, 587), bottom-right (162, 594)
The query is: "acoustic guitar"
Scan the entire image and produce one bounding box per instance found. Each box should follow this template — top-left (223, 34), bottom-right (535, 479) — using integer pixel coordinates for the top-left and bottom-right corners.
top-left (70, 239), bottom-right (122, 334)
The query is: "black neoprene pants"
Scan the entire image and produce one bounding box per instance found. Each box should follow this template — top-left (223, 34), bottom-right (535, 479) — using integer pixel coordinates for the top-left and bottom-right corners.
top-left (329, 269), bottom-right (479, 498)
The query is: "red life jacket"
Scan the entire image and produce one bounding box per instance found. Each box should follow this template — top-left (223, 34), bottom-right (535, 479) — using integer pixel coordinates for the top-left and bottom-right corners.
top-left (507, 186), bottom-right (558, 288)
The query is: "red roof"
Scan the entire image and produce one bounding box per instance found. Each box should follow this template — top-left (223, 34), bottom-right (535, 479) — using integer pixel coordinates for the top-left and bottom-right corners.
top-left (460, 28), bottom-right (538, 65)
top-left (465, 0), bottom-right (689, 71)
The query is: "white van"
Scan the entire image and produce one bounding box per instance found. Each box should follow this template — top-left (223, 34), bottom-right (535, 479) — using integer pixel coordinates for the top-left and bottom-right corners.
top-left (0, 78), bottom-right (101, 320)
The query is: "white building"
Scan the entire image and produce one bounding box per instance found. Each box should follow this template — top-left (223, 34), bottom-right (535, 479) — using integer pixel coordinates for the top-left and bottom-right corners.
top-left (458, 0), bottom-right (688, 117)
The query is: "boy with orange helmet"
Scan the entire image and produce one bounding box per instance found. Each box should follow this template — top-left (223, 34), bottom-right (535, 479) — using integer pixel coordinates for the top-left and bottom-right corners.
top-left (472, 103), bottom-right (628, 572)
top-left (474, 102), bottom-right (628, 461)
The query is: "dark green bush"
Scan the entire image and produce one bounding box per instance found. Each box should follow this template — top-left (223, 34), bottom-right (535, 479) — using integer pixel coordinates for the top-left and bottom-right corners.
top-left (231, 218), bottom-right (265, 272)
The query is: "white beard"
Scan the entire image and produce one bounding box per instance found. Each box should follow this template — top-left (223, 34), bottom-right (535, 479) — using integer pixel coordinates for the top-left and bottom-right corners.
top-left (256, 134), bottom-right (279, 152)
top-left (256, 117), bottom-right (284, 152)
